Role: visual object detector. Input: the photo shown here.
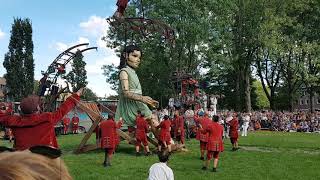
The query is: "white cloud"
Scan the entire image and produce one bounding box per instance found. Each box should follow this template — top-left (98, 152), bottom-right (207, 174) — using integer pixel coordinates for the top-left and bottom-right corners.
top-left (0, 29), bottom-right (6, 39)
top-left (55, 42), bottom-right (68, 52)
top-left (79, 15), bottom-right (112, 51)
top-left (79, 15), bottom-right (109, 36)
top-left (54, 37), bottom-right (90, 52)
top-left (78, 37), bottom-right (90, 44)
top-left (86, 55), bottom-right (119, 76)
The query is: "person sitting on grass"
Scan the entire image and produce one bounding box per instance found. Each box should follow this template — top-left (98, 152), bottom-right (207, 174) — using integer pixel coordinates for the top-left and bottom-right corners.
top-left (148, 150), bottom-right (174, 180)
top-left (200, 115), bottom-right (224, 172)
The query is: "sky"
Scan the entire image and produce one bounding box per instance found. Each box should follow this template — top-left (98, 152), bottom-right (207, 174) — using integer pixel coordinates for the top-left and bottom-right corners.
top-left (0, 0), bottom-right (119, 97)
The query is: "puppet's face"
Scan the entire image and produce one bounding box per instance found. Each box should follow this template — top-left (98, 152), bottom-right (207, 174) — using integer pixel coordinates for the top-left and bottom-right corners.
top-left (126, 50), bottom-right (141, 69)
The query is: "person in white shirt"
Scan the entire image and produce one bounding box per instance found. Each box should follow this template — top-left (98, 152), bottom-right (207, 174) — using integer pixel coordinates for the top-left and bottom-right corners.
top-left (168, 98), bottom-right (174, 109)
top-left (148, 150), bottom-right (174, 180)
top-left (208, 108), bottom-right (215, 119)
top-left (184, 106), bottom-right (195, 139)
top-left (210, 96), bottom-right (217, 115)
top-left (202, 93), bottom-right (208, 111)
top-left (242, 113), bottom-right (250, 136)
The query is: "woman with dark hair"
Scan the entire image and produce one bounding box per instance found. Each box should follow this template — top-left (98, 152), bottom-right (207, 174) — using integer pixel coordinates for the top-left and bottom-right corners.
top-left (115, 45), bottom-right (158, 130)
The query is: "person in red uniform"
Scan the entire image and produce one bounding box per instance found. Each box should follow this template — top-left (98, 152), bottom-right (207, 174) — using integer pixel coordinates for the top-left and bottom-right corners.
top-left (71, 113), bottom-right (79, 134)
top-left (157, 115), bottom-right (172, 152)
top-left (62, 116), bottom-right (70, 135)
top-left (0, 88), bottom-right (84, 151)
top-left (173, 111), bottom-right (185, 146)
top-left (194, 111), bottom-right (211, 160)
top-left (99, 114), bottom-right (123, 167)
top-left (200, 115), bottom-right (224, 172)
top-left (114, 0), bottom-right (130, 18)
top-left (0, 102), bottom-right (14, 142)
top-left (228, 113), bottom-right (239, 151)
top-left (135, 110), bottom-right (151, 156)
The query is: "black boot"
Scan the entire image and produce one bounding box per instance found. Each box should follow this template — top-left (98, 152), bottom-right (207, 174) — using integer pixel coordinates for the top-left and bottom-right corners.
top-left (202, 167), bottom-right (207, 171)
top-left (212, 168), bottom-right (217, 172)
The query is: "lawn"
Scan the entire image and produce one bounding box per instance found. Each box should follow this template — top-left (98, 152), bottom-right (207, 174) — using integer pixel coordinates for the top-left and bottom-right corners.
top-left (1, 131), bottom-right (320, 180)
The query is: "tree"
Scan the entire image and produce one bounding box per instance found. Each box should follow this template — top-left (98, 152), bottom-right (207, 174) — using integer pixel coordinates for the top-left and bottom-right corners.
top-left (252, 80), bottom-right (270, 109)
top-left (65, 50), bottom-right (88, 92)
top-left (82, 88), bottom-right (98, 101)
top-left (3, 18), bottom-right (34, 101)
top-left (102, 64), bottom-right (119, 91)
top-left (103, 0), bottom-right (216, 105)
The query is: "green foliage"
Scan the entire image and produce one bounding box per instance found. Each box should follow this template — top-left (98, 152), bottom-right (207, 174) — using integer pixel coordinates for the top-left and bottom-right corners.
top-left (102, 0), bottom-right (320, 111)
top-left (65, 50), bottom-right (88, 92)
top-left (82, 87), bottom-right (98, 101)
top-left (102, 64), bottom-right (119, 91)
top-left (252, 80), bottom-right (270, 109)
top-left (3, 18), bottom-right (34, 101)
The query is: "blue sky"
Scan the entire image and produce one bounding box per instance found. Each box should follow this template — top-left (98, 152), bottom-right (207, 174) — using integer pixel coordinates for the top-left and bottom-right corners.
top-left (0, 0), bottom-right (119, 97)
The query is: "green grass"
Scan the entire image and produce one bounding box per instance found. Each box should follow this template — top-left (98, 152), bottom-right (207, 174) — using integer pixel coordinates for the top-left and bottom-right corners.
top-left (1, 131), bottom-right (320, 180)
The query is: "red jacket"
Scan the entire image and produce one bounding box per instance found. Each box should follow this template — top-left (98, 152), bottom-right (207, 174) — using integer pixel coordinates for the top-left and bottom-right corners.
top-left (158, 119), bottom-right (171, 142)
top-left (100, 118), bottom-right (122, 149)
top-left (135, 116), bottom-right (148, 140)
top-left (0, 94), bottom-right (80, 151)
top-left (63, 117), bottom-right (70, 126)
top-left (173, 115), bottom-right (184, 137)
top-left (72, 116), bottom-right (79, 126)
top-left (195, 116), bottom-right (211, 142)
top-left (229, 118), bottom-right (239, 138)
top-left (206, 122), bottom-right (224, 152)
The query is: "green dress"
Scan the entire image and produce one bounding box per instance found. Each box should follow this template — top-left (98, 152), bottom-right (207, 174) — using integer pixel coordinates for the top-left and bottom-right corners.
top-left (115, 66), bottom-right (152, 128)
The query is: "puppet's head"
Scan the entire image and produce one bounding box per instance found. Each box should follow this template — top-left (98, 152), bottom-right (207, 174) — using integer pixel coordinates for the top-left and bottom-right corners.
top-left (119, 45), bottom-right (142, 69)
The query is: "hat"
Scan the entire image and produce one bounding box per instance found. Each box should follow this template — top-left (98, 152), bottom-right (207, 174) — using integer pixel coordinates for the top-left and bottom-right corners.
top-left (20, 95), bottom-right (40, 114)
top-left (198, 111), bottom-right (204, 116)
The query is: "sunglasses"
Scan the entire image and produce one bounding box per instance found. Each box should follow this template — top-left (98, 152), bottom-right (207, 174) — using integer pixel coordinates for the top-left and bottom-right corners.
top-left (0, 145), bottom-right (62, 159)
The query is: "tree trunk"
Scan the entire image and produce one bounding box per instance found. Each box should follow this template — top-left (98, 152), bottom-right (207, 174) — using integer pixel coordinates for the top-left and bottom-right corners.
top-left (244, 68), bottom-right (251, 113)
top-left (235, 71), bottom-right (241, 112)
top-left (309, 88), bottom-right (314, 113)
top-left (289, 90), bottom-right (294, 112)
top-left (270, 90), bottom-right (275, 110)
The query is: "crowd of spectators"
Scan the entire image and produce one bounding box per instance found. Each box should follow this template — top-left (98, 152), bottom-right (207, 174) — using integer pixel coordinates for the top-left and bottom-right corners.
top-left (154, 107), bottom-right (320, 135)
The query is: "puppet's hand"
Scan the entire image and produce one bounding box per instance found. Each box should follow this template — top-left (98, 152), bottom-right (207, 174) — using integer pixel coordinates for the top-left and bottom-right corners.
top-left (142, 96), bottom-right (159, 108)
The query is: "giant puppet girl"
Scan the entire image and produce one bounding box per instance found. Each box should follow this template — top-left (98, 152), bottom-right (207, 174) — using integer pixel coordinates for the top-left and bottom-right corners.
top-left (115, 45), bottom-right (159, 129)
